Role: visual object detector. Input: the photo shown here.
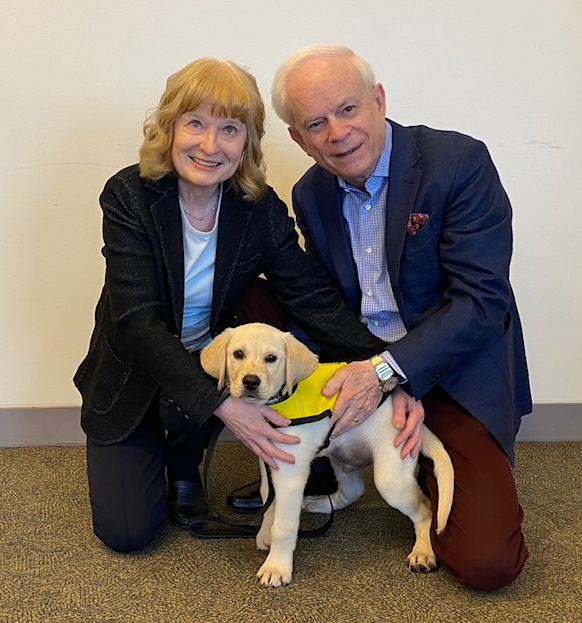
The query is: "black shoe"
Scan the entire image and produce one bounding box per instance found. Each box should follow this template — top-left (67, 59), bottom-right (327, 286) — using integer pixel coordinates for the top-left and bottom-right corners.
top-left (227, 457), bottom-right (338, 514)
top-left (168, 480), bottom-right (208, 529)
top-left (226, 479), bottom-right (262, 514)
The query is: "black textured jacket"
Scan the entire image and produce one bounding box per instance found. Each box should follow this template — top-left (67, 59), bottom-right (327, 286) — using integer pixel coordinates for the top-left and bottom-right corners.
top-left (74, 165), bottom-right (385, 444)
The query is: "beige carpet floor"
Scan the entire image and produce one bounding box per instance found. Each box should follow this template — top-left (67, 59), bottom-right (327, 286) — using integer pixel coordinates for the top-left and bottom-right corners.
top-left (0, 441), bottom-right (581, 623)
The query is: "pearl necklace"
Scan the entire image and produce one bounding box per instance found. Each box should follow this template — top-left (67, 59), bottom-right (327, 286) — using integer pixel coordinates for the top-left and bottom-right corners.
top-left (181, 184), bottom-right (222, 222)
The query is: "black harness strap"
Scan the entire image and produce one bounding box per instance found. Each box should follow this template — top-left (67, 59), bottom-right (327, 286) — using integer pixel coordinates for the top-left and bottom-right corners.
top-left (187, 420), bottom-right (335, 539)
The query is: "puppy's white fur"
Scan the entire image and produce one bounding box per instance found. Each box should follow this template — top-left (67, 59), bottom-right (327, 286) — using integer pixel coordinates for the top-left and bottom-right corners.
top-left (201, 322), bottom-right (454, 587)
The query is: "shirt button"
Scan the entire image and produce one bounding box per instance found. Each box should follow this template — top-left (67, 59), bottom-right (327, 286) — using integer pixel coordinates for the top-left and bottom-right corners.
top-left (366, 247), bottom-right (372, 253)
top-left (367, 290), bottom-right (373, 296)
top-left (365, 204), bottom-right (371, 211)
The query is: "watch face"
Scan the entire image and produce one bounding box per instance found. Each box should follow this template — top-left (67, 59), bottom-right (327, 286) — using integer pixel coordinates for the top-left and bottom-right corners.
top-left (383, 375), bottom-right (398, 391)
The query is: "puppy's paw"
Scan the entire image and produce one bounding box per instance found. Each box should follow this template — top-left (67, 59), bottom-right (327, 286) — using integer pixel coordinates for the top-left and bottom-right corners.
top-left (257, 561), bottom-right (292, 587)
top-left (256, 528), bottom-right (271, 551)
top-left (302, 495), bottom-right (333, 514)
top-left (407, 549), bottom-right (438, 573)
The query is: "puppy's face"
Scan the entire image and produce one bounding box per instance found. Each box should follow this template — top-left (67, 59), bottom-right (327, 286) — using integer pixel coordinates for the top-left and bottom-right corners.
top-left (200, 322), bottom-right (319, 403)
top-left (223, 327), bottom-right (287, 401)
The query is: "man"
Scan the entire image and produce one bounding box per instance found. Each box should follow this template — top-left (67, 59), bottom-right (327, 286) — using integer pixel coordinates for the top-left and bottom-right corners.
top-left (268, 45), bottom-right (532, 592)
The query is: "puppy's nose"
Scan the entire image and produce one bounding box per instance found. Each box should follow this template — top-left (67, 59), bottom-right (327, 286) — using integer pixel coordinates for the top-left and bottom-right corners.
top-left (242, 375), bottom-right (261, 391)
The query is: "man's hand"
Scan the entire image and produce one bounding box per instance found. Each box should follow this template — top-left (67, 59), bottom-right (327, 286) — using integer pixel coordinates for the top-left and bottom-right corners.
top-left (322, 363), bottom-right (425, 459)
top-left (214, 396), bottom-right (300, 470)
top-left (391, 387), bottom-right (425, 459)
top-left (322, 360), bottom-right (382, 437)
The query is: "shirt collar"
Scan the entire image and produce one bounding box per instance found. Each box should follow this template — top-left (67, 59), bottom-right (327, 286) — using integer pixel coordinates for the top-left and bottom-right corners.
top-left (338, 120), bottom-right (393, 195)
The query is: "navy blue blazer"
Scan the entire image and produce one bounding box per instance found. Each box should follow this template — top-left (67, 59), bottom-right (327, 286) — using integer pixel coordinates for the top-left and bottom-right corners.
top-left (74, 165), bottom-right (385, 445)
top-left (292, 120), bottom-right (532, 462)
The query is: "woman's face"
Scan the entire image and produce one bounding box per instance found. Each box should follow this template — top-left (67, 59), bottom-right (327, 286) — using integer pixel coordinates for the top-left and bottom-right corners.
top-left (172, 101), bottom-right (247, 192)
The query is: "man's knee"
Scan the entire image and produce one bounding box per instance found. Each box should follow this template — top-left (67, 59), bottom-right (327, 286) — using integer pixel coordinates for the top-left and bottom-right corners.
top-left (442, 540), bottom-right (528, 592)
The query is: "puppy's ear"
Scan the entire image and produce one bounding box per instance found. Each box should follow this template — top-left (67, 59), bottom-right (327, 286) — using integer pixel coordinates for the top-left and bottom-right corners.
top-left (284, 333), bottom-right (319, 394)
top-left (200, 329), bottom-right (232, 390)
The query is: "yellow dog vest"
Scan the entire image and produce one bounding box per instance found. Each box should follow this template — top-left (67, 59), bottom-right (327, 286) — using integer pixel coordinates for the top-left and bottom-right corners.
top-left (268, 362), bottom-right (347, 425)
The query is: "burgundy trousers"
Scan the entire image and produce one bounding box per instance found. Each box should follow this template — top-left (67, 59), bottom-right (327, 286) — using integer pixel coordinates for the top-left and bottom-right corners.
top-left (418, 388), bottom-right (529, 592)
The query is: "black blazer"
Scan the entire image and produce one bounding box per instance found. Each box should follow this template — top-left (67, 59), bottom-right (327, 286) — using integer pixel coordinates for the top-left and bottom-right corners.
top-left (74, 165), bottom-right (385, 444)
top-left (292, 121), bottom-right (532, 462)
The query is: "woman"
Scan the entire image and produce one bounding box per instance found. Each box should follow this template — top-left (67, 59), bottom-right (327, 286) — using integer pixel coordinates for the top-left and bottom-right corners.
top-left (74, 57), bottom-right (386, 553)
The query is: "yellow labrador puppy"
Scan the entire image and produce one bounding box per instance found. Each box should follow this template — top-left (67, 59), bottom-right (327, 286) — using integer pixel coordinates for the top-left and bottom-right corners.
top-left (200, 322), bottom-right (454, 587)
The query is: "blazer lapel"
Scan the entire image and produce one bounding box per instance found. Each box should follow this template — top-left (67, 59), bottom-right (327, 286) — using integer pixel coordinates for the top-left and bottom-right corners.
top-left (147, 178), bottom-right (185, 335)
top-left (313, 173), bottom-right (362, 312)
top-left (211, 188), bottom-right (253, 327)
top-left (385, 122), bottom-right (423, 288)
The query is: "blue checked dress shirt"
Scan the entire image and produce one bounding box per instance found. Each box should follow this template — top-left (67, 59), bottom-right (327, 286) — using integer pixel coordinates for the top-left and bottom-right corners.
top-left (338, 121), bottom-right (407, 379)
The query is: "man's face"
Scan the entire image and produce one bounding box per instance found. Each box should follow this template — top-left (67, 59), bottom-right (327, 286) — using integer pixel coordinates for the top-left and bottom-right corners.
top-left (286, 56), bottom-right (387, 189)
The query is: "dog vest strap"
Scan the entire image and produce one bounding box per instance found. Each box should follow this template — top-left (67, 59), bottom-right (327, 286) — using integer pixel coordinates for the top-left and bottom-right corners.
top-left (268, 362), bottom-right (347, 424)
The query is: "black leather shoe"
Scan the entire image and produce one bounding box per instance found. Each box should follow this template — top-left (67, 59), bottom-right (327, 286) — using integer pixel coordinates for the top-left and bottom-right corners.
top-left (227, 457), bottom-right (338, 513)
top-left (168, 480), bottom-right (208, 529)
top-left (227, 480), bottom-right (262, 514)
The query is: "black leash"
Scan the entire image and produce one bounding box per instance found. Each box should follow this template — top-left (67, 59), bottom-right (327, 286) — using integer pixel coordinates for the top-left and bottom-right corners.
top-left (188, 421), bottom-right (335, 539)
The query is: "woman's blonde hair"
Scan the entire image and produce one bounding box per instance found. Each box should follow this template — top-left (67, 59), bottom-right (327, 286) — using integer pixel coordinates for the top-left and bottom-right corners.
top-left (139, 58), bottom-right (266, 200)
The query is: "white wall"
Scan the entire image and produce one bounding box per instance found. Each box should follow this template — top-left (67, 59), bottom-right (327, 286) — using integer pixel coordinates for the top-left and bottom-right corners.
top-left (1, 0), bottom-right (581, 410)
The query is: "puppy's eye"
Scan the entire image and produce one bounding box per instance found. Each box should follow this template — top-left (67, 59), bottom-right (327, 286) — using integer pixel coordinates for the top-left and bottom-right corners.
top-left (233, 350), bottom-right (244, 360)
top-left (265, 354), bottom-right (277, 363)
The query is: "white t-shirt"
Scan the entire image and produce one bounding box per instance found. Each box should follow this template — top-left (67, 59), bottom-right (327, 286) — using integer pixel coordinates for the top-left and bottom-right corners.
top-left (178, 196), bottom-right (220, 352)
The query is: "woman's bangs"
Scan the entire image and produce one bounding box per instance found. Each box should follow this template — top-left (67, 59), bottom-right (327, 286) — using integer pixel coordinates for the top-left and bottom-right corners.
top-left (211, 87), bottom-right (252, 124)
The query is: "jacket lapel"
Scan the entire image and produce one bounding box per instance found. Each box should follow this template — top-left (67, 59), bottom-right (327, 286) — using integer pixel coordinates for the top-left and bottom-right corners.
top-left (385, 122), bottom-right (423, 291)
top-left (313, 173), bottom-right (362, 312)
top-left (211, 187), bottom-right (253, 328)
top-left (147, 177), bottom-right (185, 335)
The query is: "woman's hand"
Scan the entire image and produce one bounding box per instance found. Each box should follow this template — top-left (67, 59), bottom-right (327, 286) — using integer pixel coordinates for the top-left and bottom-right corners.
top-left (214, 396), bottom-right (300, 470)
top-left (322, 360), bottom-right (383, 437)
top-left (391, 387), bottom-right (425, 459)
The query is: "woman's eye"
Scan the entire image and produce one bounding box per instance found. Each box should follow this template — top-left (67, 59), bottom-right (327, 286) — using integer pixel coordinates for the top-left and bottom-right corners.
top-left (185, 119), bottom-right (204, 134)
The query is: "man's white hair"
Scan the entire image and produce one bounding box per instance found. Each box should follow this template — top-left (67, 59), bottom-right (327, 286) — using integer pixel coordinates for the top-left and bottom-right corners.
top-left (271, 44), bottom-right (377, 127)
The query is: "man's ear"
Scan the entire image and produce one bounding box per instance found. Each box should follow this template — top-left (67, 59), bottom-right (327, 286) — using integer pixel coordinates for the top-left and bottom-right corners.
top-left (372, 82), bottom-right (387, 116)
top-left (288, 127), bottom-right (312, 157)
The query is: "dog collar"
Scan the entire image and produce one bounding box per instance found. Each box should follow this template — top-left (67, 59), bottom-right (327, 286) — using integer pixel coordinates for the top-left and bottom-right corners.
top-left (266, 384), bottom-right (288, 405)
top-left (268, 362), bottom-right (347, 426)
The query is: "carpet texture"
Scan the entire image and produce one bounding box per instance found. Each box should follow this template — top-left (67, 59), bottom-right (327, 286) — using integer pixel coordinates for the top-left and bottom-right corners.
top-left (0, 442), bottom-right (580, 623)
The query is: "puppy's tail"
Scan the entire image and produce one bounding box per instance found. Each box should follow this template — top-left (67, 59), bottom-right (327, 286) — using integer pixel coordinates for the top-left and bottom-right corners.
top-left (421, 426), bottom-right (454, 535)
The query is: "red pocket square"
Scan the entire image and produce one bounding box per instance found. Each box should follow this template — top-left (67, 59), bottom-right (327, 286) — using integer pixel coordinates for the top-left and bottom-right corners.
top-left (407, 213), bottom-right (429, 236)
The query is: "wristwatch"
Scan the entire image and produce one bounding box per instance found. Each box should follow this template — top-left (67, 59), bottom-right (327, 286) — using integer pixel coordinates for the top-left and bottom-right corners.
top-left (369, 355), bottom-right (399, 393)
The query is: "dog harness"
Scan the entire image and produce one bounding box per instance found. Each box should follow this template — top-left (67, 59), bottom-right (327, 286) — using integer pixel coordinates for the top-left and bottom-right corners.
top-left (268, 362), bottom-right (347, 425)
top-left (188, 363), bottom-right (347, 540)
